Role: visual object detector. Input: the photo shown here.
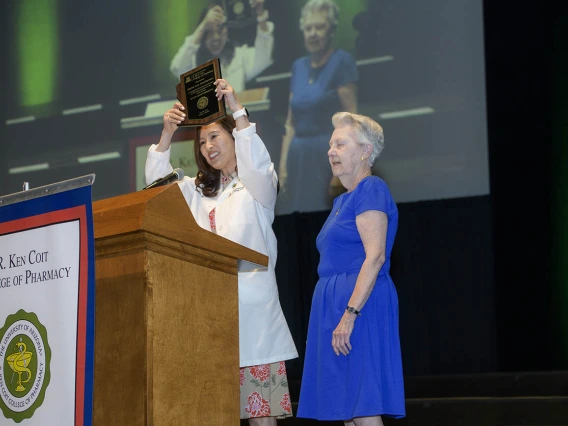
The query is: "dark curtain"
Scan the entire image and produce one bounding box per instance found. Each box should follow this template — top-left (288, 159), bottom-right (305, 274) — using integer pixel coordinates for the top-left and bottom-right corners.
top-left (484, 1), bottom-right (567, 371)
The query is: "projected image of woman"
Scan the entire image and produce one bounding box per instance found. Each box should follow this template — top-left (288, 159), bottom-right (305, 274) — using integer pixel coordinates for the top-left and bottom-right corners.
top-left (170, 0), bottom-right (274, 94)
top-left (278, 0), bottom-right (358, 214)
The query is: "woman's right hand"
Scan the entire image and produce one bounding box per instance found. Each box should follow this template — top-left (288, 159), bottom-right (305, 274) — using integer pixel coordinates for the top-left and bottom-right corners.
top-left (163, 102), bottom-right (186, 135)
top-left (250, 0), bottom-right (265, 14)
top-left (332, 312), bottom-right (356, 356)
top-left (203, 5), bottom-right (225, 30)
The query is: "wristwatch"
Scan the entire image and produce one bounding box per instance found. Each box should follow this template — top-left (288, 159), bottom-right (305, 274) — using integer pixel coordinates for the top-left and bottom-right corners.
top-left (232, 107), bottom-right (249, 120)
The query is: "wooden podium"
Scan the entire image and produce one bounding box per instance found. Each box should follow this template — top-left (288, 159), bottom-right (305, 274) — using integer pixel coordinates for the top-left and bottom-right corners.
top-left (91, 184), bottom-right (267, 426)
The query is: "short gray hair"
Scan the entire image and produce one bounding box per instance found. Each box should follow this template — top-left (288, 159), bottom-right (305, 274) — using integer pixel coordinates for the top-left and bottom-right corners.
top-left (332, 112), bottom-right (385, 167)
top-left (299, 0), bottom-right (339, 31)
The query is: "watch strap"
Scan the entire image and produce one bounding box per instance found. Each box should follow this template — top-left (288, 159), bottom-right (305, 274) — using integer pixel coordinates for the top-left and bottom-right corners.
top-left (232, 107), bottom-right (248, 120)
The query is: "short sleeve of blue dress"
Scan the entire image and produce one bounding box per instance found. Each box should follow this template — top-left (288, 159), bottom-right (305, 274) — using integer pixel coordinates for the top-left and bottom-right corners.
top-left (353, 176), bottom-right (395, 215)
top-left (332, 50), bottom-right (358, 88)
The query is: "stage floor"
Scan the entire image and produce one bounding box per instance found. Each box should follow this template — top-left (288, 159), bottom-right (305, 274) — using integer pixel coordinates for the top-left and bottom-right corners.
top-left (241, 371), bottom-right (568, 426)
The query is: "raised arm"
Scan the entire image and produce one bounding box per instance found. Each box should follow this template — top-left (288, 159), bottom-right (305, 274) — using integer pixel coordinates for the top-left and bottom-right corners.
top-left (169, 6), bottom-right (225, 78)
top-left (145, 102), bottom-right (197, 202)
top-left (215, 78), bottom-right (278, 209)
top-left (242, 0), bottom-right (274, 81)
top-left (145, 102), bottom-right (185, 183)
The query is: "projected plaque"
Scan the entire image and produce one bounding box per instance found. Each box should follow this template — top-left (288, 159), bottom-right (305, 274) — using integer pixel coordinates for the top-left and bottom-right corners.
top-left (176, 58), bottom-right (226, 127)
top-left (222, 0), bottom-right (255, 28)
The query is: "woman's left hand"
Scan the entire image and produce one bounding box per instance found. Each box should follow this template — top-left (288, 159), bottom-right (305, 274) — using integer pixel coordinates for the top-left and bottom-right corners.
top-left (214, 79), bottom-right (243, 113)
top-left (332, 312), bottom-right (356, 356)
top-left (250, 0), bottom-right (265, 13)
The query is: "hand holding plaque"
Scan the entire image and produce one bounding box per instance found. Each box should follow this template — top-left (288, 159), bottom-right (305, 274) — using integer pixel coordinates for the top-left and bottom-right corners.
top-left (175, 58), bottom-right (227, 127)
top-left (222, 0), bottom-right (256, 29)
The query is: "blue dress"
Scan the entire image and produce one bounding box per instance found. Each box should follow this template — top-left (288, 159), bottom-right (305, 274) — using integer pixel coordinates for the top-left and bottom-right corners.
top-left (297, 177), bottom-right (406, 420)
top-left (276, 49), bottom-right (358, 215)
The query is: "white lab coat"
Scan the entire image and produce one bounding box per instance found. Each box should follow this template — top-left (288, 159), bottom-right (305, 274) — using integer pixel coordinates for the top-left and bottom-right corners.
top-left (145, 124), bottom-right (298, 367)
top-left (170, 22), bottom-right (275, 94)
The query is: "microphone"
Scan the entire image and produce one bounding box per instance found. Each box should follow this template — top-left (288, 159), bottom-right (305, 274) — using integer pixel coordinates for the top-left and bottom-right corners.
top-left (143, 168), bottom-right (185, 190)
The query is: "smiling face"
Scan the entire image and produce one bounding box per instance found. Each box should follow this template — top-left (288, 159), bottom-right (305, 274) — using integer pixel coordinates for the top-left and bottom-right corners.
top-left (302, 10), bottom-right (334, 56)
top-left (328, 125), bottom-right (370, 181)
top-left (205, 24), bottom-right (229, 56)
top-left (199, 122), bottom-right (237, 176)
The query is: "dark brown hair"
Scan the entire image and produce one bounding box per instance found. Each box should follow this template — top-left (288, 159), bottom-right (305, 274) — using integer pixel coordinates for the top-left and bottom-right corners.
top-left (194, 115), bottom-right (237, 197)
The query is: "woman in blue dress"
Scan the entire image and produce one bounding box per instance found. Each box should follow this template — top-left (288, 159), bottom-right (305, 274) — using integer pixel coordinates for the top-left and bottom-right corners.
top-left (297, 112), bottom-right (406, 424)
top-left (277, 0), bottom-right (358, 215)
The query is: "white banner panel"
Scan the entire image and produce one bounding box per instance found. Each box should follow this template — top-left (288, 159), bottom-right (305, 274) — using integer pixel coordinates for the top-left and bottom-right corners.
top-left (0, 220), bottom-right (80, 425)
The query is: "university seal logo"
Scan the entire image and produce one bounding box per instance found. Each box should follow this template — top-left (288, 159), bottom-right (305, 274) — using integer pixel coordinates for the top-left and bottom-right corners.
top-left (233, 1), bottom-right (245, 15)
top-left (0, 310), bottom-right (51, 423)
top-left (197, 96), bottom-right (209, 109)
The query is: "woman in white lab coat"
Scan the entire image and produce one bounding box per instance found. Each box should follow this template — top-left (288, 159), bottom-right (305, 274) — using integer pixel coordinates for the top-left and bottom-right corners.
top-left (145, 79), bottom-right (298, 425)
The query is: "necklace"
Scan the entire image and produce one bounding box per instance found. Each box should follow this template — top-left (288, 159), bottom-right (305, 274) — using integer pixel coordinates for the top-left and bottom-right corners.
top-left (308, 66), bottom-right (323, 85)
top-left (308, 47), bottom-right (334, 84)
top-left (220, 171), bottom-right (238, 191)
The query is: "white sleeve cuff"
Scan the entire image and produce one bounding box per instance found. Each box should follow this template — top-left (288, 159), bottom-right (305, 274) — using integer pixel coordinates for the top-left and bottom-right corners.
top-left (148, 144), bottom-right (171, 158)
top-left (232, 123), bottom-right (257, 138)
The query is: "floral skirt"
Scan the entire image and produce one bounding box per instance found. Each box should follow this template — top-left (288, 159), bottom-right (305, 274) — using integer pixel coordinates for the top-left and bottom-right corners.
top-left (240, 361), bottom-right (293, 419)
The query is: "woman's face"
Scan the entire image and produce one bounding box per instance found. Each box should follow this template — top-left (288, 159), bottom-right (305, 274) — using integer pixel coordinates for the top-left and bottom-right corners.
top-left (328, 125), bottom-right (368, 179)
top-left (199, 122), bottom-right (236, 174)
top-left (303, 10), bottom-right (334, 55)
top-left (205, 24), bottom-right (229, 56)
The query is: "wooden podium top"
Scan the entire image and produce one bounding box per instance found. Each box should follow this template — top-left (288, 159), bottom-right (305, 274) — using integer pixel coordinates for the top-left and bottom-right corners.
top-left (92, 183), bottom-right (268, 271)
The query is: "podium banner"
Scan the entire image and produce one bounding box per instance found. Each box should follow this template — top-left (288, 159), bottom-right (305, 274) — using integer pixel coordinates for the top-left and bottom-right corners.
top-left (0, 180), bottom-right (95, 426)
